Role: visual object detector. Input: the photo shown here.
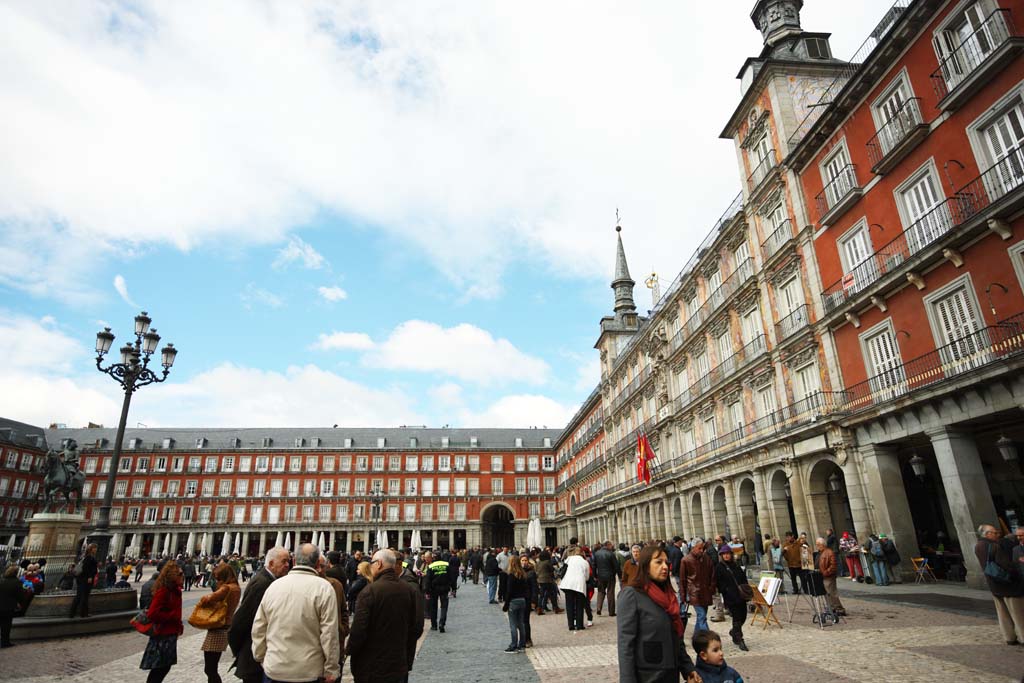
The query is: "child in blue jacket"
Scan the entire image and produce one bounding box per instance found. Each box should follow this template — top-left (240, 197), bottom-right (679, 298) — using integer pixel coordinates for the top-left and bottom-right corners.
top-left (692, 629), bottom-right (745, 683)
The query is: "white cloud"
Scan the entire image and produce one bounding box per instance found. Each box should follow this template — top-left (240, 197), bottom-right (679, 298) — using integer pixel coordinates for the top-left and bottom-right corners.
top-left (240, 282), bottom-right (283, 309)
top-left (0, 311), bottom-right (88, 376)
top-left (456, 394), bottom-right (576, 429)
top-left (113, 274), bottom-right (138, 307)
top-left (574, 357), bottom-right (601, 392)
top-left (428, 381), bottom-right (463, 406)
top-left (310, 331), bottom-right (375, 351)
top-left (0, 1), bottom-right (898, 302)
top-left (317, 285), bottom-right (348, 302)
top-left (363, 320), bottom-right (549, 385)
top-left (273, 236), bottom-right (326, 271)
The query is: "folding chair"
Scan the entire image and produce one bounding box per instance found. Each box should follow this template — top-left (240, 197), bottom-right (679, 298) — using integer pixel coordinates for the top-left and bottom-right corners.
top-left (912, 557), bottom-right (936, 583)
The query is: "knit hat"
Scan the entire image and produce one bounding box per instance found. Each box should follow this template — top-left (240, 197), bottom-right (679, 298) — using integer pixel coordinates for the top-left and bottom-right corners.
top-left (718, 544), bottom-right (732, 555)
top-left (878, 533), bottom-right (887, 539)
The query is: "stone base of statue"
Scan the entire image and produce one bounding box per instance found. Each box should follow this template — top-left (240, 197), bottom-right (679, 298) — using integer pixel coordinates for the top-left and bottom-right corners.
top-left (12, 512), bottom-right (137, 640)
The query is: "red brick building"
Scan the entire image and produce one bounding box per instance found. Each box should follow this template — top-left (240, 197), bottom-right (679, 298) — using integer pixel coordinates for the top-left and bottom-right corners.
top-left (45, 427), bottom-right (561, 557)
top-left (790, 0), bottom-right (1024, 566)
top-left (0, 418), bottom-right (48, 546)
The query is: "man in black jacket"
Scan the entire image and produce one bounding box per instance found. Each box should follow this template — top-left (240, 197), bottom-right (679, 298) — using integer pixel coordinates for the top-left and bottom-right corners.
top-left (326, 551), bottom-right (347, 590)
top-left (229, 547), bottom-right (290, 683)
top-left (666, 536), bottom-right (684, 579)
top-left (593, 541), bottom-right (621, 617)
top-left (68, 543), bottom-right (98, 618)
top-left (483, 548), bottom-right (500, 604)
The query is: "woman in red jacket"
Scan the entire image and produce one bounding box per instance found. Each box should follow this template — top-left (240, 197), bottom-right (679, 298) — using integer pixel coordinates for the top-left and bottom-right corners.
top-left (140, 561), bottom-right (184, 683)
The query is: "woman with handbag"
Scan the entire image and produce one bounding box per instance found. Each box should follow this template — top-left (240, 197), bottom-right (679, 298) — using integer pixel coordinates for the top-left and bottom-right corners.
top-left (617, 544), bottom-right (699, 683)
top-left (140, 562), bottom-right (184, 683)
top-left (714, 545), bottom-right (751, 651)
top-left (558, 547), bottom-right (591, 633)
top-left (194, 563), bottom-right (241, 683)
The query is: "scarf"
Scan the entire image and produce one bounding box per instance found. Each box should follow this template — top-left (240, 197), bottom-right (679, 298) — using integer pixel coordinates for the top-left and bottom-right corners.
top-left (644, 579), bottom-right (683, 638)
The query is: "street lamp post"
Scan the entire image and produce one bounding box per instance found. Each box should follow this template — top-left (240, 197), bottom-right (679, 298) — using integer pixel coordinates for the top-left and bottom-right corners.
top-left (92, 312), bottom-right (178, 562)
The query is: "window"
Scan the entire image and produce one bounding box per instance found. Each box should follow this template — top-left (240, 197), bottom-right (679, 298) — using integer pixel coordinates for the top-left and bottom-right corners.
top-left (387, 504), bottom-right (399, 521)
top-left (757, 385), bottom-right (777, 418)
top-left (528, 501), bottom-right (540, 518)
top-left (455, 503), bottom-right (466, 520)
top-left (862, 323), bottom-right (906, 399)
top-left (239, 456), bottom-right (251, 472)
top-left (268, 506), bottom-right (280, 523)
top-left (287, 480), bottom-right (299, 496)
top-left (289, 456), bottom-right (301, 472)
top-left (527, 455), bottom-right (539, 471)
top-left (378, 437), bottom-right (387, 448)
top-left (805, 36), bottom-right (830, 59)
top-left (253, 480), bottom-right (266, 496)
top-left (185, 480), bottom-right (198, 496)
top-left (406, 479), bottom-right (418, 495)
top-left (794, 362), bottom-right (821, 400)
top-left (928, 280), bottom-right (985, 373)
top-left (898, 167), bottom-right (949, 252)
top-left (528, 477), bottom-right (539, 494)
top-left (234, 506), bottom-right (245, 524)
top-left (215, 506), bottom-right (229, 523)
top-left (114, 480), bottom-right (128, 497)
top-left (515, 437), bottom-right (524, 448)
top-left (285, 505), bottom-right (297, 522)
top-left (144, 507), bottom-right (157, 523)
top-left (421, 478), bottom-right (433, 496)
top-left (389, 455), bottom-right (401, 471)
top-left (515, 456), bottom-right (525, 472)
top-left (340, 456), bottom-right (352, 471)
top-left (153, 456), bottom-right (166, 472)
top-left (716, 331), bottom-right (733, 371)
top-left (202, 480), bottom-right (215, 496)
top-left (703, 416), bottom-right (717, 444)
top-left (933, 1), bottom-right (1006, 90)
top-left (372, 456), bottom-right (384, 471)
top-left (468, 478), bottom-right (479, 495)
top-left (420, 504), bottom-right (432, 521)
top-left (544, 477), bottom-right (554, 494)
top-left (777, 276), bottom-right (803, 317)
top-left (119, 457), bottom-right (132, 472)
top-left (388, 478), bottom-right (400, 495)
top-left (198, 506), bottom-right (211, 523)
top-left (491, 455), bottom-right (503, 472)
top-left (356, 455), bottom-right (368, 471)
top-left (438, 479), bottom-right (450, 496)
top-left (728, 401), bottom-right (743, 431)
top-left (438, 504), bottom-right (449, 521)
top-left (469, 455), bottom-right (479, 471)
top-left (172, 457), bottom-right (184, 472)
top-left (270, 480), bottom-right (283, 497)
top-left (545, 501), bottom-right (556, 517)
top-left (304, 480), bottom-right (316, 495)
top-left (0, 478), bottom-right (8, 496)
top-left (150, 481), bottom-right (163, 497)
top-left (136, 457), bottom-right (149, 472)
top-left (542, 455), bottom-right (554, 470)
top-left (250, 506), bottom-right (262, 524)
top-left (322, 456), bottom-right (334, 471)
top-left (707, 269), bottom-right (723, 307)
top-left (303, 505), bottom-right (314, 522)
top-left (255, 456), bottom-right (269, 472)
top-left (515, 478), bottom-right (526, 494)
top-left (404, 503), bottom-right (416, 521)
top-left (355, 479), bottom-right (366, 495)
top-left (821, 145), bottom-right (855, 208)
top-left (980, 101), bottom-right (1024, 195)
top-left (838, 222), bottom-right (875, 291)
top-left (272, 456), bottom-right (285, 472)
top-left (336, 505), bottom-right (348, 522)
top-left (405, 455), bottom-right (418, 472)
top-left (421, 455), bottom-right (434, 472)
top-left (306, 456), bottom-right (317, 472)
top-left (180, 506), bottom-right (193, 522)
top-left (84, 458), bottom-right (97, 473)
top-left (321, 479), bottom-right (334, 496)
top-left (438, 455), bottom-right (450, 471)
top-left (353, 504), bottom-right (364, 521)
top-left (454, 478), bottom-right (466, 496)
top-left (237, 480), bottom-right (249, 497)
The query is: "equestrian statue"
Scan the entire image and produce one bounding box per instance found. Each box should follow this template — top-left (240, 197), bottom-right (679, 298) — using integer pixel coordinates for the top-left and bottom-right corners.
top-left (37, 439), bottom-right (86, 513)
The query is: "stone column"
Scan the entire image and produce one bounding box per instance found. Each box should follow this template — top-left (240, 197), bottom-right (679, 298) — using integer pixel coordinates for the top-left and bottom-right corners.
top-left (927, 428), bottom-right (998, 589)
top-left (169, 532), bottom-right (179, 556)
top-left (785, 460), bottom-right (811, 537)
top-left (723, 479), bottom-right (742, 540)
top-left (258, 532), bottom-right (267, 556)
top-left (677, 494), bottom-right (690, 539)
top-left (700, 487), bottom-right (714, 539)
top-left (859, 443), bottom-right (918, 580)
top-left (152, 532), bottom-right (162, 558)
top-left (752, 470), bottom-right (771, 540)
top-left (840, 455), bottom-right (871, 539)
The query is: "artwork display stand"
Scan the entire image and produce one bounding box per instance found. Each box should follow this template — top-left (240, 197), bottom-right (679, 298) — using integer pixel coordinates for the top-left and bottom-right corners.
top-left (750, 585), bottom-right (782, 630)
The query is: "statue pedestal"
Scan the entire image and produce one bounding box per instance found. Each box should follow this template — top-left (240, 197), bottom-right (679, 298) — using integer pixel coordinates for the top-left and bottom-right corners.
top-left (24, 512), bottom-right (87, 574)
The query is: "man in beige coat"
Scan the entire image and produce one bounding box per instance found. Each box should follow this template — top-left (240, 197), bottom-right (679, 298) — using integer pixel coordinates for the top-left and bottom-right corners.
top-left (252, 543), bottom-right (340, 683)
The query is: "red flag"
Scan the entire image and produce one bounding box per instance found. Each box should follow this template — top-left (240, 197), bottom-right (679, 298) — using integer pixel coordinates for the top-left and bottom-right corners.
top-left (637, 431), bottom-right (655, 485)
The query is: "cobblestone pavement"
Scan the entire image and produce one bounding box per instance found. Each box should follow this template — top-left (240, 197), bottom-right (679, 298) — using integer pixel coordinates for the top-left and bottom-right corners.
top-left (3, 574), bottom-right (1023, 682)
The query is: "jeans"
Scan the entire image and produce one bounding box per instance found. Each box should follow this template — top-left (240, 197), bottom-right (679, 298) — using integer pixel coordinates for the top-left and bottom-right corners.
top-left (507, 598), bottom-right (527, 648)
top-left (485, 575), bottom-right (497, 602)
top-left (870, 557), bottom-right (889, 585)
top-left (693, 605), bottom-right (709, 632)
top-left (69, 582), bottom-right (92, 618)
top-left (596, 576), bottom-right (616, 615)
top-left (428, 591), bottom-right (449, 628)
top-left (564, 589), bottom-right (586, 630)
top-left (523, 600), bottom-right (531, 643)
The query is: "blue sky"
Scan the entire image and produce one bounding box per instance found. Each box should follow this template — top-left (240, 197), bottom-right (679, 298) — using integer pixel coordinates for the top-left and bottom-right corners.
top-left (0, 0), bottom-right (898, 429)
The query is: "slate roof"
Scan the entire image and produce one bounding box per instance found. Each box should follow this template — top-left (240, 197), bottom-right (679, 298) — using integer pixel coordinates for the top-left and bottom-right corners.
top-left (43, 426), bottom-right (564, 452)
top-left (0, 417), bottom-right (49, 450)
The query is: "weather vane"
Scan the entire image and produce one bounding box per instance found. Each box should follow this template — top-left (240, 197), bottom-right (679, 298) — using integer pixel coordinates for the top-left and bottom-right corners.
top-left (616, 208), bottom-right (622, 232)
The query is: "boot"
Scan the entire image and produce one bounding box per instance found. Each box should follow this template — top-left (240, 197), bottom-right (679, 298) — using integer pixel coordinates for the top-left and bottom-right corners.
top-left (554, 607), bottom-right (564, 614)
top-left (536, 605), bottom-right (544, 616)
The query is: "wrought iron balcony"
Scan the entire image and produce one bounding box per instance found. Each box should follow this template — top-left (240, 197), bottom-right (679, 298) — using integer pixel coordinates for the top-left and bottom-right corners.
top-left (822, 144), bottom-right (1024, 316)
top-left (866, 97), bottom-right (928, 174)
top-left (841, 313), bottom-right (1024, 412)
top-left (747, 150), bottom-right (778, 195)
top-left (930, 9), bottom-right (1023, 111)
top-left (815, 164), bottom-right (862, 225)
top-left (761, 219), bottom-right (793, 263)
top-left (776, 304), bottom-right (810, 342)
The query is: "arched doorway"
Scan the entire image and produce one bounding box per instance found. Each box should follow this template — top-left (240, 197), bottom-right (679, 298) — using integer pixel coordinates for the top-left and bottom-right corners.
top-left (808, 459), bottom-right (855, 537)
top-left (736, 477), bottom-right (759, 546)
top-left (482, 503), bottom-right (514, 548)
top-left (690, 491), bottom-right (705, 539)
top-left (672, 496), bottom-right (684, 537)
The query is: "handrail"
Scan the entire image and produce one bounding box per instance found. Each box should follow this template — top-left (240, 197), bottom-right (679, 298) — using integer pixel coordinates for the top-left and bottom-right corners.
top-left (747, 149), bottom-right (778, 193)
top-left (822, 142), bottom-right (1024, 314)
top-left (866, 97), bottom-right (925, 166)
top-left (815, 164), bottom-right (859, 217)
top-left (776, 304), bottom-right (810, 341)
top-left (930, 9), bottom-right (1015, 100)
top-left (761, 219), bottom-right (794, 262)
top-left (788, 0), bottom-right (913, 147)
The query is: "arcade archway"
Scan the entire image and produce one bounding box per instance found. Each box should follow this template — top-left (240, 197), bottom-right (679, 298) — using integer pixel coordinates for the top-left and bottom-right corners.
top-left (481, 503), bottom-right (514, 548)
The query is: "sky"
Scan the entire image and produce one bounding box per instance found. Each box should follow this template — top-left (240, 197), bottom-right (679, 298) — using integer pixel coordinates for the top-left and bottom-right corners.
top-left (0, 0), bottom-right (898, 430)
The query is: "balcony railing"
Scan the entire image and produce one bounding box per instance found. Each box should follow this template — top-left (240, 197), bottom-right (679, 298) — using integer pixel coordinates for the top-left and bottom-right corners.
top-left (842, 313), bottom-right (1024, 412)
top-left (747, 150), bottom-right (777, 194)
top-left (930, 9), bottom-right (1016, 103)
top-left (866, 97), bottom-right (926, 171)
top-left (776, 304), bottom-right (810, 341)
top-left (816, 164), bottom-right (860, 219)
top-left (761, 219), bottom-right (793, 262)
top-left (822, 144), bottom-right (1024, 314)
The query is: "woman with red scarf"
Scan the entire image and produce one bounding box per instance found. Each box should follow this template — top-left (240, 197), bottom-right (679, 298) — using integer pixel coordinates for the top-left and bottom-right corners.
top-left (617, 544), bottom-right (700, 683)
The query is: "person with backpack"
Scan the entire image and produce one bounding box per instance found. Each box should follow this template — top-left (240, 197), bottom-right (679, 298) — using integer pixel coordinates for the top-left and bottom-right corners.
top-left (975, 524), bottom-right (1024, 646)
top-left (483, 548), bottom-right (500, 604)
top-left (865, 534), bottom-right (889, 586)
top-left (880, 534), bottom-right (902, 583)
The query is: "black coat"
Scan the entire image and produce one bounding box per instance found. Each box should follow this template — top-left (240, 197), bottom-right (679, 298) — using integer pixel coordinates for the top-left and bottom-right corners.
top-left (616, 586), bottom-right (695, 683)
top-left (348, 570), bottom-right (424, 683)
top-left (714, 560), bottom-right (748, 606)
top-left (76, 555), bottom-right (98, 585)
top-left (0, 577), bottom-right (28, 616)
top-left (347, 576), bottom-right (369, 614)
top-left (593, 548), bottom-right (621, 580)
top-left (228, 567), bottom-right (276, 679)
top-left (483, 555), bottom-right (499, 577)
top-left (665, 544), bottom-right (683, 575)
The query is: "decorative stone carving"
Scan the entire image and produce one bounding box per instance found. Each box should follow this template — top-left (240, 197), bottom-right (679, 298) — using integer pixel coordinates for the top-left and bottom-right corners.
top-left (785, 343), bottom-right (818, 368)
top-left (870, 295), bottom-right (887, 312)
top-left (698, 401), bottom-right (717, 418)
top-left (681, 282), bottom-right (698, 301)
top-left (906, 272), bottom-right (926, 290)
top-left (988, 218), bottom-right (1012, 240)
top-left (748, 369), bottom-right (775, 390)
top-left (673, 357), bottom-right (688, 373)
top-left (722, 385), bottom-right (742, 405)
top-left (942, 247), bottom-right (964, 268)
top-left (770, 255), bottom-right (801, 284)
top-left (756, 190), bottom-right (783, 216)
top-left (700, 256), bottom-right (722, 278)
top-left (689, 338), bottom-right (707, 357)
top-left (845, 311), bottom-right (861, 328)
top-left (735, 288), bottom-right (761, 314)
top-left (707, 315), bottom-right (731, 338)
top-left (678, 415), bottom-right (695, 431)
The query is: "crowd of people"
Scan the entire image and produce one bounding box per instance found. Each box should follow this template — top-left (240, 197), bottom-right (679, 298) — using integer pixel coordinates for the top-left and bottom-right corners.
top-left (1, 520), bottom-right (1022, 681)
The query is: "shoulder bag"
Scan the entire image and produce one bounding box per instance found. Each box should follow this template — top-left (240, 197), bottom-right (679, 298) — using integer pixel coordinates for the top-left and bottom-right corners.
top-left (188, 597), bottom-right (229, 630)
top-left (984, 543), bottom-right (1012, 584)
top-left (729, 567), bottom-right (753, 601)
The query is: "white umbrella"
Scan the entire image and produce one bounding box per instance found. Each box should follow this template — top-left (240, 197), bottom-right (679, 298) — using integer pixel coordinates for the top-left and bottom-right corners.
top-left (317, 532), bottom-right (326, 552)
top-left (6, 533), bottom-right (16, 547)
top-left (111, 532), bottom-right (121, 558)
top-left (274, 531), bottom-right (283, 549)
top-left (376, 528), bottom-right (388, 551)
top-left (411, 530), bottom-right (421, 552)
top-left (284, 533), bottom-right (292, 551)
top-left (185, 532), bottom-right (194, 556)
top-left (162, 533), bottom-right (171, 556)
top-left (220, 531), bottom-right (230, 557)
top-left (200, 532), bottom-right (208, 557)
top-left (130, 533), bottom-right (140, 557)
top-left (232, 532), bottom-right (241, 555)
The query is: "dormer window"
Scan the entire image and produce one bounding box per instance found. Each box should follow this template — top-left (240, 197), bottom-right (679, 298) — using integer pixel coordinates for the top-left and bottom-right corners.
top-left (409, 437), bottom-right (418, 448)
top-left (231, 438), bottom-right (241, 448)
top-left (515, 437), bottom-right (523, 448)
top-left (377, 437), bottom-right (386, 448)
top-left (295, 438), bottom-right (305, 448)
top-left (195, 438), bottom-right (206, 449)
top-left (543, 437), bottom-right (552, 448)
top-left (344, 438), bottom-right (353, 448)
top-left (311, 437), bottom-right (321, 448)
top-left (441, 437), bottom-right (449, 448)
top-left (261, 437), bottom-right (272, 448)
top-left (127, 438), bottom-right (139, 450)
top-left (805, 37), bottom-right (830, 60)
top-left (162, 438), bottom-right (174, 450)
top-left (470, 436), bottom-right (479, 447)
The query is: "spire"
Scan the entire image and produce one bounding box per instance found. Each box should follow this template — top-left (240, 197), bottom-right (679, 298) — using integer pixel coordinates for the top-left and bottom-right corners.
top-left (612, 225), bottom-right (636, 315)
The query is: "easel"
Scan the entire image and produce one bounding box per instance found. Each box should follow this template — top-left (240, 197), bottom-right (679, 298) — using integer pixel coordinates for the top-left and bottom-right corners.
top-left (749, 585), bottom-right (782, 630)
top-left (784, 571), bottom-right (840, 629)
